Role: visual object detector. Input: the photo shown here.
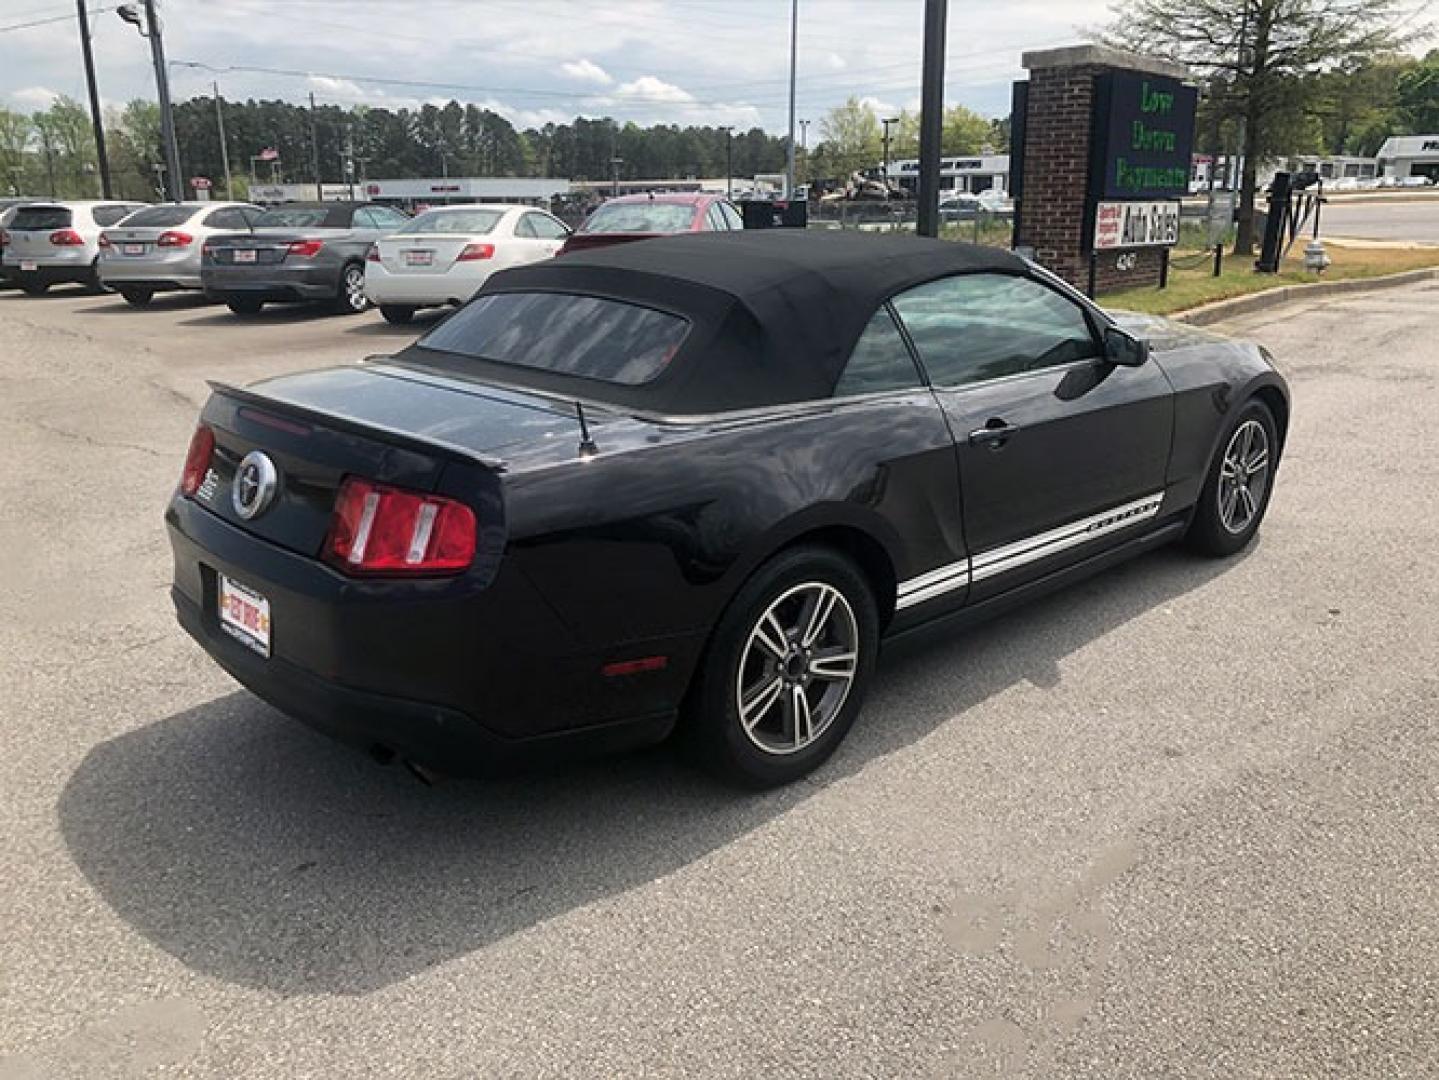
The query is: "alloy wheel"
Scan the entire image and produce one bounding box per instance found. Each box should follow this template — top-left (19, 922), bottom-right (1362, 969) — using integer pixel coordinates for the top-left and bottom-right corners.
top-left (1218, 418), bottom-right (1271, 534)
top-left (735, 581), bottom-right (859, 755)
top-left (343, 266), bottom-right (368, 311)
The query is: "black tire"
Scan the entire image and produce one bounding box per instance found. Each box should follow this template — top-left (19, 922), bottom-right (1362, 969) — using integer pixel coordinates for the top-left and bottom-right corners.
top-left (226, 297), bottom-right (264, 316)
top-left (1186, 399), bottom-right (1279, 557)
top-left (683, 546), bottom-right (879, 788)
top-left (21, 281), bottom-right (49, 296)
top-left (333, 262), bottom-right (370, 314)
top-left (119, 287), bottom-right (154, 307)
top-left (380, 304), bottom-right (416, 325)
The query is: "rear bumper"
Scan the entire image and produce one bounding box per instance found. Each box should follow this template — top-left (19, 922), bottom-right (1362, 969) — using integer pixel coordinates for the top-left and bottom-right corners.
top-left (100, 258), bottom-right (202, 291)
top-left (0, 262), bottom-right (93, 286)
top-left (364, 264), bottom-right (488, 306)
top-left (166, 495), bottom-right (690, 774)
top-left (202, 262), bottom-right (339, 302)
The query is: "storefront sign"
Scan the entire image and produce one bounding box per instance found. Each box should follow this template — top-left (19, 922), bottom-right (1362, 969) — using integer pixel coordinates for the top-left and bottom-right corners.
top-left (1092, 72), bottom-right (1197, 200)
top-left (1094, 200), bottom-right (1181, 250)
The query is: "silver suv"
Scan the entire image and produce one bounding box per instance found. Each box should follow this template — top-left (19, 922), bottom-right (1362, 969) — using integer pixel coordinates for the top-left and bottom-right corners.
top-left (1, 201), bottom-right (147, 294)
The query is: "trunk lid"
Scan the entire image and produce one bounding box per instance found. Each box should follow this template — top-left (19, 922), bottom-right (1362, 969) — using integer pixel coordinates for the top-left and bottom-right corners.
top-left (207, 227), bottom-right (347, 265)
top-left (559, 232), bottom-right (661, 254)
top-left (375, 233), bottom-right (480, 274)
top-left (192, 364), bottom-right (579, 559)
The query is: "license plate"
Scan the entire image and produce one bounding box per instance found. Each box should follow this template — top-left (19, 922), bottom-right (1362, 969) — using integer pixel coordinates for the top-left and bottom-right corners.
top-left (219, 574), bottom-right (271, 658)
top-left (19, 260), bottom-right (37, 272)
top-left (403, 250), bottom-right (433, 266)
top-left (233, 249), bottom-right (257, 263)
top-left (123, 243), bottom-right (145, 256)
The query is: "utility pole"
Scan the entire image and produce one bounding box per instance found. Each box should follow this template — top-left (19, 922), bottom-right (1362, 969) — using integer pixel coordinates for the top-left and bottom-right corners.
top-left (309, 91), bottom-right (323, 201)
top-left (119, 1), bottom-right (182, 201)
top-left (75, 1), bottom-right (112, 198)
top-left (785, 0), bottom-right (798, 198)
top-left (213, 81), bottom-right (233, 199)
top-left (344, 123), bottom-right (356, 201)
top-left (915, 0), bottom-right (948, 237)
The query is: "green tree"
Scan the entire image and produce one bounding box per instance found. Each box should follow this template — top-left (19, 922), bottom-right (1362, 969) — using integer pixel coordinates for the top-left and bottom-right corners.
top-left (1106, 0), bottom-right (1421, 255)
top-left (818, 96), bottom-right (881, 178)
top-left (0, 107), bottom-right (33, 195)
top-left (1395, 49), bottom-right (1439, 132)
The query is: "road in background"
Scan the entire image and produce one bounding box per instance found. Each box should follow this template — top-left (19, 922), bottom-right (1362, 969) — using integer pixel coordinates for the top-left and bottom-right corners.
top-left (1321, 197), bottom-right (1439, 243)
top-left (1, 282), bottom-right (1437, 1078)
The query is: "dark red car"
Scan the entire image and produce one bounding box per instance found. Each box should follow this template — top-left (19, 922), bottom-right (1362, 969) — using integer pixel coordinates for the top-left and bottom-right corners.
top-left (559, 192), bottom-right (744, 254)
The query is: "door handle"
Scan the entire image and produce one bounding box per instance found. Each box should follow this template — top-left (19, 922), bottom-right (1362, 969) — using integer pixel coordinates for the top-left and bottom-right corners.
top-left (968, 420), bottom-right (1019, 448)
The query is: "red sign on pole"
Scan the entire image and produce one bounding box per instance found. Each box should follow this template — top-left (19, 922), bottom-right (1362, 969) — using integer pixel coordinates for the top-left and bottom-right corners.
top-left (190, 177), bottom-right (212, 190)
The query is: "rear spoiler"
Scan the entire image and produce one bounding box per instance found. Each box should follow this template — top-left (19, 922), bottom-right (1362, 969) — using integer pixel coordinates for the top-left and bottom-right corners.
top-left (206, 380), bottom-right (508, 473)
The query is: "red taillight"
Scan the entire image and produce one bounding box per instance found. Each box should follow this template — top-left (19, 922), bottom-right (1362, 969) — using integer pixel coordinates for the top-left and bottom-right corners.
top-left (325, 477), bottom-right (476, 575)
top-left (365, 244), bottom-right (380, 263)
top-left (97, 233), bottom-right (112, 249)
top-left (457, 243), bottom-right (494, 261)
top-left (286, 239), bottom-right (324, 258)
top-left (157, 230), bottom-right (193, 248)
top-left (180, 425), bottom-right (215, 497)
top-left (49, 229), bottom-right (85, 246)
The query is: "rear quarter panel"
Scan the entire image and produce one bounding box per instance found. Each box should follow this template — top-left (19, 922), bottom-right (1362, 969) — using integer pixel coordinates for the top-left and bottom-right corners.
top-left (497, 391), bottom-right (966, 654)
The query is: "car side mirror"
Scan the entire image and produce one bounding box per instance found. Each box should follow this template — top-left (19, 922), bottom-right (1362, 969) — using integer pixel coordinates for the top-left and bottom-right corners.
top-left (1104, 326), bottom-right (1149, 368)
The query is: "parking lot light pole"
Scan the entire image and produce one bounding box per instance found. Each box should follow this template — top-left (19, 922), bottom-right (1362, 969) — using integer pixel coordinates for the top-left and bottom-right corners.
top-left (721, 126), bottom-right (733, 199)
top-left (915, 0), bottom-right (948, 238)
top-left (118, 1), bottom-right (182, 202)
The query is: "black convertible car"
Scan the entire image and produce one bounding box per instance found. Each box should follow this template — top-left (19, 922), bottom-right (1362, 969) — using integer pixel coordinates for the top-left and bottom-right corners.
top-left (166, 231), bottom-right (1289, 787)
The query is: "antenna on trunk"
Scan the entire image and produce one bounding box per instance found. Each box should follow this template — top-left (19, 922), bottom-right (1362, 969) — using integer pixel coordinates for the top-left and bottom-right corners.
top-left (576, 401), bottom-right (598, 458)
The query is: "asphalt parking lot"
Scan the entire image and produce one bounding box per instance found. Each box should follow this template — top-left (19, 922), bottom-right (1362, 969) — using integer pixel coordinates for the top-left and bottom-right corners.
top-left (2, 280), bottom-right (1437, 1079)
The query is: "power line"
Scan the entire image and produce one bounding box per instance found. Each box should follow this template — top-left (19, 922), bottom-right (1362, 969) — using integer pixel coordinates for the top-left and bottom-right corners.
top-left (0, 5), bottom-right (117, 34)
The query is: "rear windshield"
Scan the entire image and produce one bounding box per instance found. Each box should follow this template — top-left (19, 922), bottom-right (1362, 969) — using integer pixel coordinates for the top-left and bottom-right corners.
top-left (118, 204), bottom-right (198, 228)
top-left (12, 207), bottom-right (71, 230)
top-left (578, 201), bottom-right (696, 235)
top-left (93, 205), bottom-right (141, 226)
top-left (417, 291), bottom-right (690, 386)
top-left (398, 208), bottom-right (503, 235)
top-left (253, 207), bottom-right (333, 229)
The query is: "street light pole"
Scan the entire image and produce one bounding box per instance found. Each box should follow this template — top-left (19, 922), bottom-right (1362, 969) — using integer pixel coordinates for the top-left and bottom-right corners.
top-left (75, 0), bottom-right (113, 198)
top-left (136, 0), bottom-right (182, 201)
top-left (785, 0), bottom-right (798, 199)
top-left (915, 0), bottom-right (948, 238)
top-left (309, 91), bottom-right (323, 201)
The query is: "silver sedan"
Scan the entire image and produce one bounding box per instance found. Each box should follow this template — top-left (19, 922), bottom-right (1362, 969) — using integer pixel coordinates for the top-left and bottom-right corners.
top-left (99, 201), bottom-right (261, 306)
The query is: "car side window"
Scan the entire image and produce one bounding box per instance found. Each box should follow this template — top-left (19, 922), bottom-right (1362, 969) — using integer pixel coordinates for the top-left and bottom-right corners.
top-left (705, 205), bottom-right (729, 231)
top-left (529, 213), bottom-right (569, 239)
top-left (93, 205), bottom-right (138, 226)
top-left (373, 207), bottom-right (409, 229)
top-left (719, 202), bottom-right (744, 230)
top-left (352, 208), bottom-right (379, 229)
top-left (515, 214), bottom-right (539, 239)
top-left (890, 273), bottom-right (1100, 387)
top-left (203, 208), bottom-right (241, 229)
top-left (240, 207), bottom-right (264, 227)
top-left (833, 306), bottom-right (925, 398)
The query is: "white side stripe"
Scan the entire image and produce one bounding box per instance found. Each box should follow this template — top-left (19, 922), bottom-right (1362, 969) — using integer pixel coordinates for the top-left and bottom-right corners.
top-left (894, 492), bottom-right (1165, 609)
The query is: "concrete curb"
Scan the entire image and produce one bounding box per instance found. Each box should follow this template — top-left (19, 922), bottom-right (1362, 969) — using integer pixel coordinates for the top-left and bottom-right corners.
top-left (1175, 267), bottom-right (1439, 326)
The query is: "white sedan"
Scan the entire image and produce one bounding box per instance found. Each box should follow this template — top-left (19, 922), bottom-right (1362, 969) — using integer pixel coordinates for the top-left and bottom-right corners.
top-left (364, 203), bottom-right (571, 324)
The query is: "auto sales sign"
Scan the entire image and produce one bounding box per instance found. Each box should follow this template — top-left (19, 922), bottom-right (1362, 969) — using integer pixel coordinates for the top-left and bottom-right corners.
top-left (1094, 200), bottom-right (1181, 250)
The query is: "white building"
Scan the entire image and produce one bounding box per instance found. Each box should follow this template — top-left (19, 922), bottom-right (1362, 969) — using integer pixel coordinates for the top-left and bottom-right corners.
top-left (885, 155), bottom-right (1011, 194)
top-left (248, 177), bottom-right (571, 208)
top-left (1376, 136), bottom-right (1439, 182)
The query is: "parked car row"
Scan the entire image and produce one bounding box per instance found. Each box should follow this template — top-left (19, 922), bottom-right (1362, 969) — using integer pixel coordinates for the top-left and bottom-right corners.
top-left (0, 191), bottom-right (747, 318)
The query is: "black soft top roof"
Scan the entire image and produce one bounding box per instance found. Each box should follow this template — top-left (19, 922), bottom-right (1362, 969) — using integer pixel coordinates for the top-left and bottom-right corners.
top-left (405, 229), bottom-right (1030, 415)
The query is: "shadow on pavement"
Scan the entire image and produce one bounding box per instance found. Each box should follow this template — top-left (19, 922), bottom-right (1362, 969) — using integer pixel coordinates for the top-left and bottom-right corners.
top-left (58, 544), bottom-right (1240, 997)
top-left (72, 293), bottom-right (216, 314)
top-left (344, 309), bottom-right (449, 337)
top-left (175, 303), bottom-right (362, 329)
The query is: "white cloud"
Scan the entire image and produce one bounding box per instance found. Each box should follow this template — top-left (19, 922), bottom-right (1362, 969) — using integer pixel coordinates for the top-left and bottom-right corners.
top-left (858, 95), bottom-right (901, 118)
top-left (559, 59), bottom-right (613, 86)
top-left (824, 52), bottom-right (847, 72)
top-left (10, 86), bottom-right (60, 111)
top-left (613, 76), bottom-right (694, 104)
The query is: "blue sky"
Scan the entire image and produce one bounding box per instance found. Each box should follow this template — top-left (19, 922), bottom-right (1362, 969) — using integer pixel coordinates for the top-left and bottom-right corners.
top-left (1, 0), bottom-right (1434, 133)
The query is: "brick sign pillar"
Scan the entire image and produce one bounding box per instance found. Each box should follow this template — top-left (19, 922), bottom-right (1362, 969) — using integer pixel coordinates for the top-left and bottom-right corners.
top-left (1011, 45), bottom-right (1195, 295)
